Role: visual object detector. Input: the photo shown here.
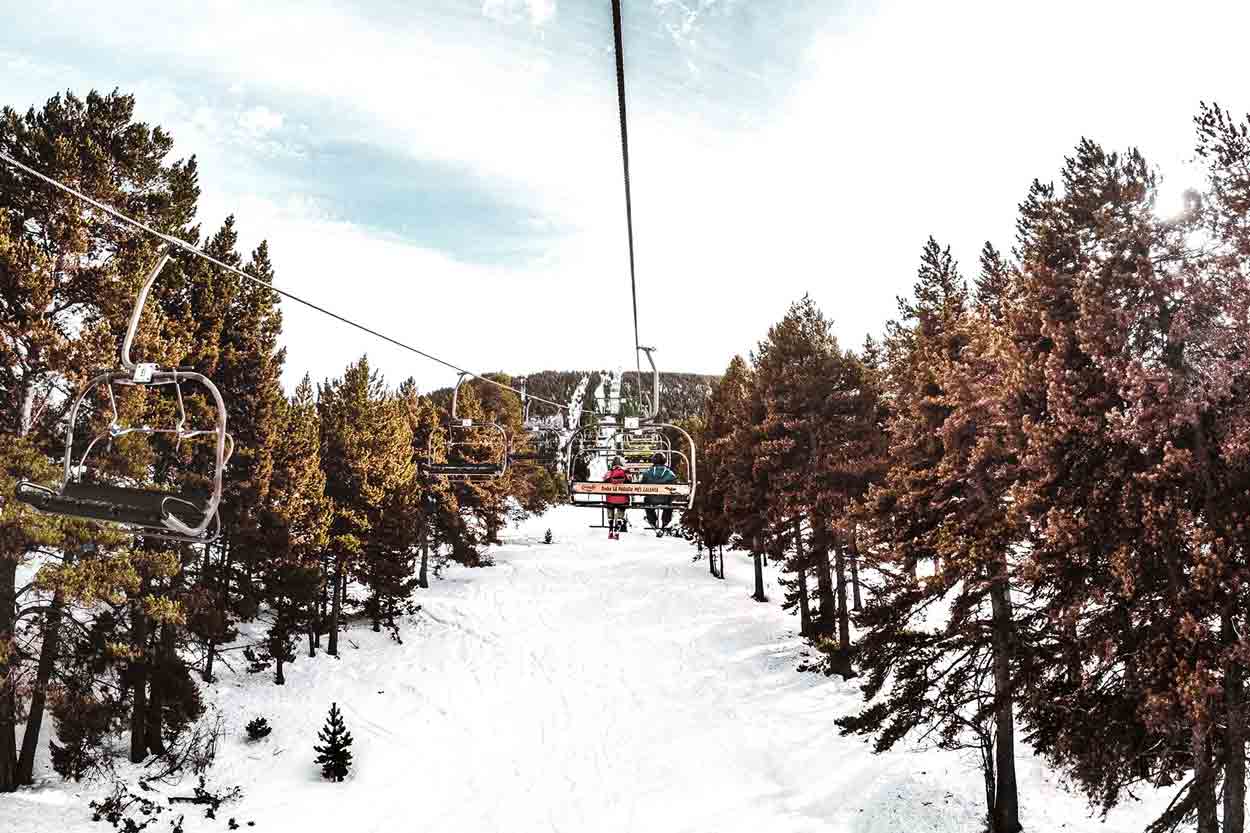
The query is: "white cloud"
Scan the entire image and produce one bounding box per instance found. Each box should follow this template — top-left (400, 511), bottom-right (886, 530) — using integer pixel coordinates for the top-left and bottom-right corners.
top-left (482, 0), bottom-right (557, 27)
top-left (6, 0), bottom-right (1250, 391)
top-left (238, 105), bottom-right (283, 136)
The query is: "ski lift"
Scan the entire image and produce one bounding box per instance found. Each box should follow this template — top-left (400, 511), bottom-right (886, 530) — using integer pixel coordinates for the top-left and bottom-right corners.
top-left (15, 252), bottom-right (233, 544)
top-left (423, 373), bottom-right (509, 480)
top-left (565, 352), bottom-right (695, 510)
top-left (566, 421), bottom-right (695, 510)
top-left (509, 392), bottom-right (566, 468)
top-left (621, 430), bottom-right (670, 471)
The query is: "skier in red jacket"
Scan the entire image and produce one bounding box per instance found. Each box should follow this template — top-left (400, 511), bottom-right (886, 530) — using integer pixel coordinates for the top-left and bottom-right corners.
top-left (603, 457), bottom-right (631, 539)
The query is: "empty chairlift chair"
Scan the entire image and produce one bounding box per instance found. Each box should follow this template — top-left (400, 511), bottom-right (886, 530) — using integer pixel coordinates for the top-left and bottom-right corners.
top-left (508, 390), bottom-right (568, 468)
top-left (16, 252), bottom-right (233, 544)
top-left (423, 373), bottom-right (510, 480)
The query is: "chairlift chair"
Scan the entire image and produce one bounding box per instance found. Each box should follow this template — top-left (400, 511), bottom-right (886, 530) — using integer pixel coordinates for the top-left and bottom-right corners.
top-left (423, 373), bottom-right (510, 480)
top-left (507, 387), bottom-right (567, 467)
top-left (566, 349), bottom-right (694, 509)
top-left (566, 421), bottom-right (696, 511)
top-left (15, 252), bottom-right (233, 545)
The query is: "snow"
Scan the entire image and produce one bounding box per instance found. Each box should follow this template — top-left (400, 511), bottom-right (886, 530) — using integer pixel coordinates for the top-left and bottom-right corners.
top-left (5, 506), bottom-right (1175, 833)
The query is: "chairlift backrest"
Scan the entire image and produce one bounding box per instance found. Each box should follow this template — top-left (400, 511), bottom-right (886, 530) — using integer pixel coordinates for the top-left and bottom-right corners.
top-left (423, 372), bottom-right (509, 480)
top-left (16, 251), bottom-right (233, 544)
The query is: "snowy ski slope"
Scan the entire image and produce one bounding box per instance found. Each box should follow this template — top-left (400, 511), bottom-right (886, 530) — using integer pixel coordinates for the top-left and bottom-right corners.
top-left (5, 506), bottom-right (1173, 833)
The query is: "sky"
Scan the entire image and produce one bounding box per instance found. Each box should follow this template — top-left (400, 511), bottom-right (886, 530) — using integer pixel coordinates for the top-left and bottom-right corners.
top-left (3, 0), bottom-right (1249, 393)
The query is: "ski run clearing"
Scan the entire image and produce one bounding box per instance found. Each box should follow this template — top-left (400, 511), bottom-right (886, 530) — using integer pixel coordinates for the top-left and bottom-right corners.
top-left (5, 506), bottom-right (1175, 833)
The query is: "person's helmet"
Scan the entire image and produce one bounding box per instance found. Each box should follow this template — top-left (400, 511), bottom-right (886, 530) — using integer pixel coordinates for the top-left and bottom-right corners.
top-left (651, 452), bottom-right (666, 466)
top-left (612, 457), bottom-right (624, 467)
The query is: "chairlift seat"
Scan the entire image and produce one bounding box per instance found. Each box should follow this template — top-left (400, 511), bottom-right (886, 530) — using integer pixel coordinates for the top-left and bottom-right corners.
top-left (18, 481), bottom-right (210, 531)
top-left (510, 451), bottom-right (558, 463)
top-left (424, 462), bottom-right (506, 478)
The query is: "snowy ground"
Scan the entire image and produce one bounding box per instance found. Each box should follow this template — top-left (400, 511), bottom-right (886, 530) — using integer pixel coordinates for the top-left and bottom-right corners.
top-left (5, 506), bottom-right (1173, 833)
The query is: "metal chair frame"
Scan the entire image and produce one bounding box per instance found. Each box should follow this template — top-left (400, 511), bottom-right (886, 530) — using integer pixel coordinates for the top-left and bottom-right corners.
top-left (423, 373), bottom-right (510, 480)
top-left (16, 252), bottom-right (232, 544)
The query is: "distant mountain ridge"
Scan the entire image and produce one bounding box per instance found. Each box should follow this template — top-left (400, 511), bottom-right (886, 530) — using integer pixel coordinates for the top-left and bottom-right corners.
top-left (433, 370), bottom-right (717, 423)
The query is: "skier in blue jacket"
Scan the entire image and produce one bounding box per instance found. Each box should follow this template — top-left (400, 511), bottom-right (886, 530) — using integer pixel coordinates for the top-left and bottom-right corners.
top-left (640, 452), bottom-right (678, 536)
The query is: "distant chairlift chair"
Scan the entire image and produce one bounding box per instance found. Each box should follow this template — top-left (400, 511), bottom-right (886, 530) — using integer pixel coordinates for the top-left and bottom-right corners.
top-left (15, 252), bottom-right (233, 545)
top-left (507, 388), bottom-right (567, 468)
top-left (423, 373), bottom-right (510, 480)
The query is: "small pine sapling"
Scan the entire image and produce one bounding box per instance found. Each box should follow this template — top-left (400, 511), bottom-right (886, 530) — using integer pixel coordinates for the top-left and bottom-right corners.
top-left (313, 702), bottom-right (353, 782)
top-left (543, 529), bottom-right (553, 545)
top-left (245, 717), bottom-right (272, 742)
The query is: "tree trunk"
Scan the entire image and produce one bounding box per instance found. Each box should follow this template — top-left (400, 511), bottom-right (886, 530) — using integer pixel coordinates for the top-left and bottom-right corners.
top-left (752, 550), bottom-right (767, 602)
top-left (313, 554), bottom-right (328, 652)
top-left (148, 566), bottom-right (184, 757)
top-left (988, 558), bottom-right (1020, 833)
top-left (708, 536), bottom-right (718, 579)
top-left (204, 537), bottom-right (230, 683)
top-left (980, 731), bottom-right (996, 832)
top-left (792, 522), bottom-right (812, 637)
top-left (811, 529), bottom-right (836, 636)
top-left (20, 538), bottom-right (80, 783)
top-left (833, 536), bottom-right (850, 651)
top-left (1225, 610), bottom-right (1246, 833)
top-left (129, 582), bottom-right (150, 763)
top-left (418, 530), bottom-right (430, 589)
top-left (275, 634), bottom-right (287, 685)
top-left (328, 555), bottom-right (343, 657)
top-left (796, 568), bottom-right (812, 637)
top-left (1193, 729), bottom-right (1219, 833)
top-left (0, 557), bottom-right (18, 792)
top-left (18, 591), bottom-right (64, 784)
top-left (145, 628), bottom-right (166, 757)
top-left (849, 524), bottom-right (863, 612)
top-left (200, 541), bottom-right (215, 682)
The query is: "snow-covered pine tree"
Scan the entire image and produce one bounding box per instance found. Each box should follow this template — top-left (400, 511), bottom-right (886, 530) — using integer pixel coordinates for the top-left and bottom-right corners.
top-left (313, 702), bottom-right (353, 782)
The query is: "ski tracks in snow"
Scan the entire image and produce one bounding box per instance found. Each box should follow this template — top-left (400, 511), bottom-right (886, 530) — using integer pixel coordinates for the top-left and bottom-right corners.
top-left (4, 506), bottom-right (1177, 833)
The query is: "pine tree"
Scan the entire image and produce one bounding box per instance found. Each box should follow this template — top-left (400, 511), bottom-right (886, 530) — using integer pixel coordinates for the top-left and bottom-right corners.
top-left (261, 375), bottom-right (330, 671)
top-left (358, 390), bottom-right (418, 640)
top-left (313, 702), bottom-right (353, 782)
top-left (750, 296), bottom-right (876, 673)
top-left (0, 89), bottom-right (200, 789)
top-left (839, 239), bottom-right (1027, 832)
top-left (318, 357), bottom-right (413, 654)
top-left (1002, 128), bottom-right (1250, 832)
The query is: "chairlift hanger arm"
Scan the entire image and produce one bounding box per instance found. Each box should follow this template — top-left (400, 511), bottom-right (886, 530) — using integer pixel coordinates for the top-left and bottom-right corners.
top-left (637, 346), bottom-right (659, 421)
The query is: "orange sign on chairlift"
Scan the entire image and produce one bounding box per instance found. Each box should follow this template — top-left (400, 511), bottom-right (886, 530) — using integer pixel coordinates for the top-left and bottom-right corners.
top-left (571, 482), bottom-right (690, 496)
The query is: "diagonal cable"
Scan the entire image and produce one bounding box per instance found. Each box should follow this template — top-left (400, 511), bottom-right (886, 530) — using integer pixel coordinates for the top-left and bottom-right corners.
top-left (0, 148), bottom-right (575, 414)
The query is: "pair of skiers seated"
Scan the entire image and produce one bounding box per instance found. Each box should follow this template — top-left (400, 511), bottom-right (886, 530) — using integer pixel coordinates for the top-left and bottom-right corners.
top-left (603, 452), bottom-right (677, 538)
